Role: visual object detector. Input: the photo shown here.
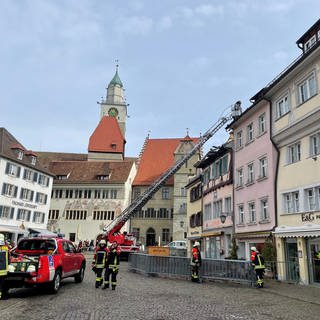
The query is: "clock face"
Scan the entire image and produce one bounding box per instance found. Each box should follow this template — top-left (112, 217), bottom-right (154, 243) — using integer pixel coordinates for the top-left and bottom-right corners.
top-left (108, 107), bottom-right (118, 117)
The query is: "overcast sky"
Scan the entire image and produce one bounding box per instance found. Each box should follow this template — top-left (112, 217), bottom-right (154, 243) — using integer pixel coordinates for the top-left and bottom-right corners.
top-left (1, 1), bottom-right (319, 157)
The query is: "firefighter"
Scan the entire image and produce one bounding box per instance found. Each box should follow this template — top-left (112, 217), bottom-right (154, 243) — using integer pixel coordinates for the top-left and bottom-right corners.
top-left (0, 233), bottom-right (9, 300)
top-left (92, 239), bottom-right (109, 288)
top-left (103, 241), bottom-right (121, 290)
top-left (251, 247), bottom-right (265, 288)
top-left (191, 241), bottom-right (202, 283)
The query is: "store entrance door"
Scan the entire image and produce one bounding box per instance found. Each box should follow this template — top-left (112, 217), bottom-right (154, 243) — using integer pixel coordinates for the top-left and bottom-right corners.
top-left (285, 240), bottom-right (299, 282)
top-left (309, 238), bottom-right (320, 284)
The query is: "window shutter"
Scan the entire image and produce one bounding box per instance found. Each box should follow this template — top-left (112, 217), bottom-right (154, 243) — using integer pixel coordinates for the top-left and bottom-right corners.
top-left (20, 188), bottom-right (24, 199)
top-left (17, 166), bottom-right (21, 178)
top-left (33, 172), bottom-right (38, 182)
top-left (44, 195), bottom-right (48, 204)
top-left (36, 193), bottom-right (39, 203)
top-left (41, 213), bottom-right (45, 223)
top-left (30, 191), bottom-right (34, 202)
top-left (23, 169), bottom-right (27, 179)
top-left (27, 211), bottom-right (31, 221)
top-left (5, 162), bottom-right (10, 174)
top-left (14, 186), bottom-right (18, 197)
top-left (0, 206), bottom-right (2, 216)
top-left (46, 177), bottom-right (49, 187)
top-left (10, 207), bottom-right (15, 219)
top-left (2, 183), bottom-right (6, 195)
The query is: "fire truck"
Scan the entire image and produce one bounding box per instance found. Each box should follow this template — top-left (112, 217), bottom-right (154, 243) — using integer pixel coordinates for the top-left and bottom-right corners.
top-left (101, 102), bottom-right (242, 256)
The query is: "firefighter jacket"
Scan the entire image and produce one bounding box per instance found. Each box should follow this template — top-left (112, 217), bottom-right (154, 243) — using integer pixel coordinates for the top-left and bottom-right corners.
top-left (106, 246), bottom-right (121, 269)
top-left (93, 246), bottom-right (109, 269)
top-left (251, 251), bottom-right (257, 263)
top-left (252, 253), bottom-right (265, 270)
top-left (191, 247), bottom-right (202, 266)
top-left (0, 244), bottom-right (9, 277)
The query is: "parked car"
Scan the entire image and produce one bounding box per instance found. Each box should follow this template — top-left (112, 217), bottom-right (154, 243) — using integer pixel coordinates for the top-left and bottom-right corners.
top-left (4, 235), bottom-right (86, 297)
top-left (165, 240), bottom-right (187, 249)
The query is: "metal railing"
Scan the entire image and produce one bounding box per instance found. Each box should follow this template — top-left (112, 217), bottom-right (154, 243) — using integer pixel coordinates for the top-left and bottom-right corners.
top-left (129, 253), bottom-right (256, 286)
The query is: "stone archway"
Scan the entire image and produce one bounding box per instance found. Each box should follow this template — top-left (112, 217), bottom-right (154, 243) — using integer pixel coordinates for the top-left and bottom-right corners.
top-left (146, 227), bottom-right (156, 246)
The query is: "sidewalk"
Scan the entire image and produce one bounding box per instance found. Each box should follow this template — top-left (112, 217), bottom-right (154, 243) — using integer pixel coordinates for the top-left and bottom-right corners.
top-left (263, 279), bottom-right (320, 305)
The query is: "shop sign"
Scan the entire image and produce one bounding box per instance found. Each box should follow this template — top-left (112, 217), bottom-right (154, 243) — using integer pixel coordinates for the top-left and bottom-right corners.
top-left (12, 200), bottom-right (37, 210)
top-left (301, 212), bottom-right (320, 222)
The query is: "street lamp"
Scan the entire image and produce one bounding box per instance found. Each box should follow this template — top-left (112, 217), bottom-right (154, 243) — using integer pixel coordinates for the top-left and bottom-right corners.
top-left (220, 213), bottom-right (227, 224)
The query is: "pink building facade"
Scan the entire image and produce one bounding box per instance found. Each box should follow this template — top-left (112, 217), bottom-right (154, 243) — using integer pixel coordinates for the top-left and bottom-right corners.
top-left (228, 100), bottom-right (278, 259)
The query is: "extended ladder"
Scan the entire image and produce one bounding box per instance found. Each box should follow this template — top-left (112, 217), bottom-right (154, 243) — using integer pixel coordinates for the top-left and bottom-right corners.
top-left (104, 101), bottom-right (242, 235)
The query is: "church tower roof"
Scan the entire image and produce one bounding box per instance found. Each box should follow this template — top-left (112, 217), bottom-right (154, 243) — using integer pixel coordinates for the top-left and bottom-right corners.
top-left (108, 66), bottom-right (123, 88)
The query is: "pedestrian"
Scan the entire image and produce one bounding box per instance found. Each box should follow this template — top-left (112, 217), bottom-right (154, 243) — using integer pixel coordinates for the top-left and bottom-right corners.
top-left (251, 247), bottom-right (265, 288)
top-left (0, 233), bottom-right (9, 300)
top-left (92, 239), bottom-right (109, 288)
top-left (191, 241), bottom-right (202, 283)
top-left (103, 240), bottom-right (121, 290)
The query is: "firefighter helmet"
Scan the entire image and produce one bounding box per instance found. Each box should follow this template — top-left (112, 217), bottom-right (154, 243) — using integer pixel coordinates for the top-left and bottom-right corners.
top-left (250, 246), bottom-right (257, 252)
top-left (193, 241), bottom-right (200, 247)
top-left (0, 233), bottom-right (5, 245)
top-left (99, 239), bottom-right (107, 245)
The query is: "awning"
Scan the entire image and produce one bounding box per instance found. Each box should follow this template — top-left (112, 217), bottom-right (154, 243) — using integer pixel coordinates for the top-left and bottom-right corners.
top-left (0, 224), bottom-right (28, 234)
top-left (274, 225), bottom-right (320, 238)
top-left (235, 231), bottom-right (272, 239)
top-left (28, 227), bottom-right (57, 237)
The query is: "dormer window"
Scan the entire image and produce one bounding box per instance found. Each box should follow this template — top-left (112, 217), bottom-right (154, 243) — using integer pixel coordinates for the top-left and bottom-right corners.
top-left (17, 150), bottom-right (24, 160)
top-left (97, 175), bottom-right (109, 180)
top-left (304, 34), bottom-right (316, 52)
top-left (31, 156), bottom-right (37, 165)
top-left (57, 175), bottom-right (68, 180)
top-left (111, 143), bottom-right (117, 149)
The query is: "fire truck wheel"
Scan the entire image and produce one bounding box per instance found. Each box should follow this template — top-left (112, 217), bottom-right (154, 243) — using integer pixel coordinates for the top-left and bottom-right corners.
top-left (75, 264), bottom-right (85, 283)
top-left (49, 270), bottom-right (61, 294)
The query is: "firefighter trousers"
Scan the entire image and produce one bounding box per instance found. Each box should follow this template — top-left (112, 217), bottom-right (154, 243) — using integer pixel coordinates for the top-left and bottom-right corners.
top-left (95, 267), bottom-right (106, 288)
top-left (0, 276), bottom-right (8, 300)
top-left (104, 266), bottom-right (118, 289)
top-left (191, 264), bottom-right (200, 282)
top-left (255, 268), bottom-right (265, 288)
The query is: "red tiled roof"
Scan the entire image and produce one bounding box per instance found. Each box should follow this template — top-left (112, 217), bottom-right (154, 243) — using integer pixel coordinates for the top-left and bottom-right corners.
top-left (133, 137), bottom-right (199, 186)
top-left (88, 116), bottom-right (125, 153)
top-left (48, 160), bottom-right (135, 184)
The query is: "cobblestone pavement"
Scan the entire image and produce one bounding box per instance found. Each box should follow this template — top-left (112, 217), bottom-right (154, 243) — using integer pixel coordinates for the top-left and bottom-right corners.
top-left (1, 259), bottom-right (320, 320)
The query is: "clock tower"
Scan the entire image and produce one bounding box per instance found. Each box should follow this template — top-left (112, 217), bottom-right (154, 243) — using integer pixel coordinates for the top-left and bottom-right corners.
top-left (100, 65), bottom-right (128, 138)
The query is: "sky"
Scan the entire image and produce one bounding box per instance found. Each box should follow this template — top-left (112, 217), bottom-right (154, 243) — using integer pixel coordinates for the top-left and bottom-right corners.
top-left (1, 0), bottom-right (319, 158)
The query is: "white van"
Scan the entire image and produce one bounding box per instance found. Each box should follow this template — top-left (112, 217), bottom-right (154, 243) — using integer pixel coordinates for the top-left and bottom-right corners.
top-left (165, 240), bottom-right (187, 249)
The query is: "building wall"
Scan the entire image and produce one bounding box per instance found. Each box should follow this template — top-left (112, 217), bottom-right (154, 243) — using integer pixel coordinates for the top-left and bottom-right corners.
top-left (0, 157), bottom-right (53, 242)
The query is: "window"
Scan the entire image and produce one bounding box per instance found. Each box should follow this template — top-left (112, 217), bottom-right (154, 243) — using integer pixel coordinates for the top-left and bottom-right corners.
top-left (212, 200), bottom-right (222, 219)
top-left (1, 183), bottom-right (18, 197)
top-left (31, 156), bottom-right (37, 165)
top-left (158, 208), bottom-right (169, 219)
top-left (204, 203), bottom-right (212, 221)
top-left (276, 94), bottom-right (289, 118)
top-left (260, 198), bottom-right (269, 220)
top-left (247, 163), bottom-right (254, 184)
top-left (259, 157), bottom-right (267, 178)
top-left (23, 169), bottom-right (33, 181)
top-left (133, 188), bottom-right (141, 199)
top-left (310, 132), bottom-right (320, 156)
top-left (298, 72), bottom-right (317, 104)
top-left (57, 175), bottom-right (68, 180)
top-left (283, 191), bottom-right (300, 213)
top-left (304, 35), bottom-right (316, 52)
top-left (304, 187), bottom-right (320, 211)
top-left (181, 187), bottom-right (187, 197)
top-left (248, 202), bottom-right (256, 223)
top-left (49, 210), bottom-right (59, 220)
top-left (33, 211), bottom-right (45, 223)
top-left (38, 174), bottom-right (49, 186)
top-left (5, 162), bottom-right (21, 177)
top-left (162, 187), bottom-right (170, 200)
top-left (20, 188), bottom-right (34, 201)
top-left (17, 209), bottom-right (31, 221)
top-left (236, 131), bottom-right (243, 149)
top-left (287, 142), bottom-right (301, 164)
top-left (110, 189), bottom-right (117, 199)
top-left (162, 228), bottom-right (170, 243)
top-left (238, 204), bottom-right (244, 224)
top-left (132, 228), bottom-right (140, 241)
top-left (35, 192), bottom-right (47, 205)
top-left (247, 123), bottom-right (254, 143)
top-left (17, 150), bottom-right (24, 160)
top-left (69, 233), bottom-right (76, 242)
top-left (236, 167), bottom-right (243, 187)
top-left (258, 113), bottom-right (266, 134)
top-left (0, 206), bottom-right (14, 219)
top-left (224, 197), bottom-right (231, 214)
